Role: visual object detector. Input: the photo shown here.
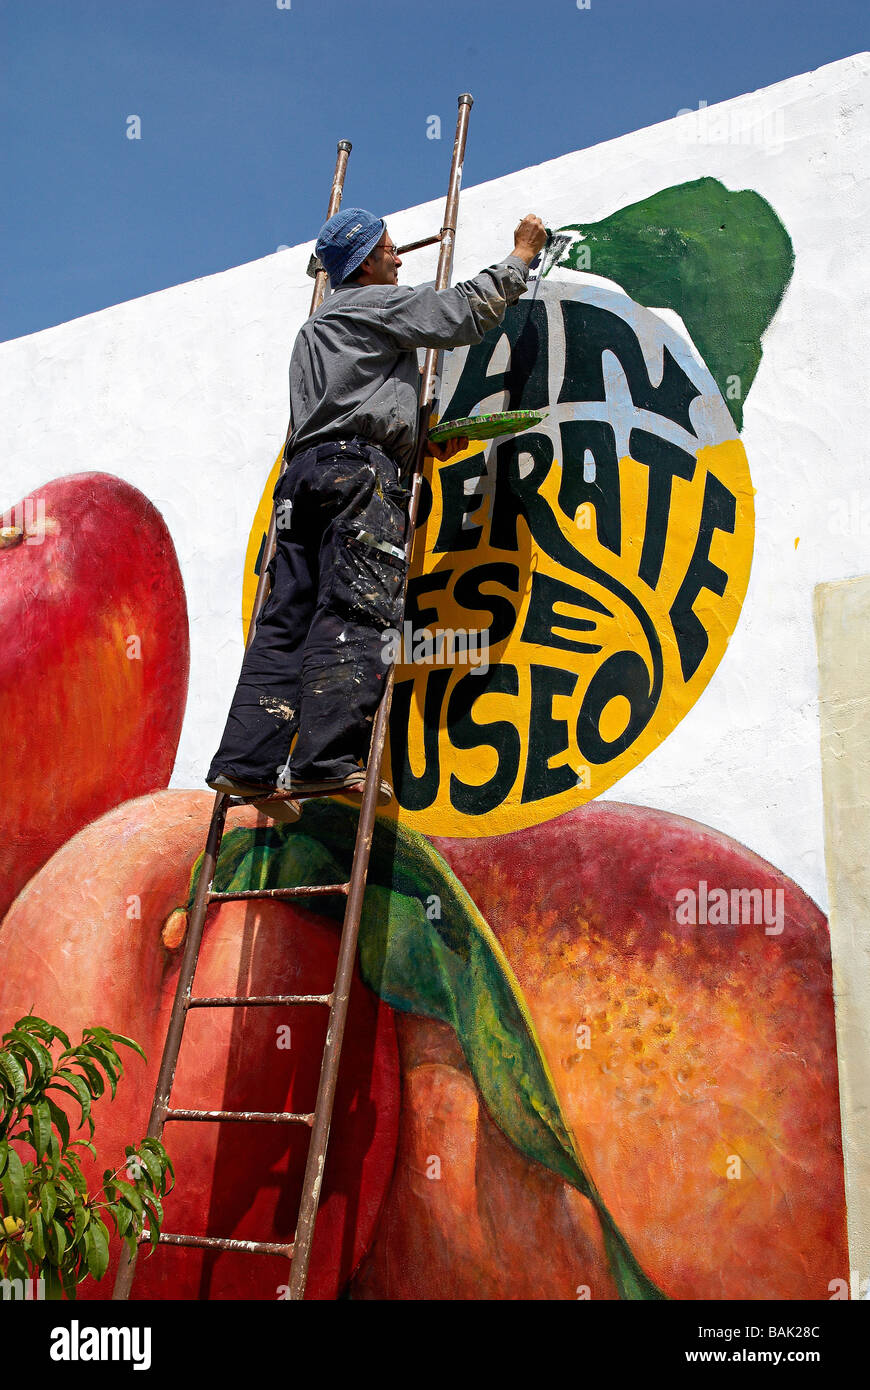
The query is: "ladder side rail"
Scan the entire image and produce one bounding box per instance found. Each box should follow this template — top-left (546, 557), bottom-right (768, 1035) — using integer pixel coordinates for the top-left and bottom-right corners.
top-left (286, 94), bottom-right (473, 1301)
top-left (111, 800), bottom-right (229, 1298)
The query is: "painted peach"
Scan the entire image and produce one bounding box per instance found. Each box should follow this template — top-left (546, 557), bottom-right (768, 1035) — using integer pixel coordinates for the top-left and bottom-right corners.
top-left (421, 803), bottom-right (849, 1300)
top-left (0, 791), bottom-right (400, 1300)
top-left (351, 1013), bottom-right (618, 1300)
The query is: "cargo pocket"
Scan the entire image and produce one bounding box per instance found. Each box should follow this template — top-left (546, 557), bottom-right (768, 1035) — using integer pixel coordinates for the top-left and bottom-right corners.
top-left (329, 526), bottom-right (408, 631)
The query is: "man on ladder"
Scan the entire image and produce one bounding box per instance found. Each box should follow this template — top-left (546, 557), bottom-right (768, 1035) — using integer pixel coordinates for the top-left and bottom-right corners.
top-left (113, 106), bottom-right (550, 1305)
top-left (206, 207), bottom-right (547, 817)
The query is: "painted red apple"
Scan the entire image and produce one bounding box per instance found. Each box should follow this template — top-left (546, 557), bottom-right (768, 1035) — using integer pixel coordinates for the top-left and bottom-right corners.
top-left (0, 473), bottom-right (189, 918)
top-left (0, 791), bottom-right (400, 1301)
top-left (352, 802), bottom-right (849, 1300)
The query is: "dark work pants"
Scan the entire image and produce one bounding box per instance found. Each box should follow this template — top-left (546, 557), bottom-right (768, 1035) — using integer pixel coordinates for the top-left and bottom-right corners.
top-left (207, 437), bottom-right (409, 786)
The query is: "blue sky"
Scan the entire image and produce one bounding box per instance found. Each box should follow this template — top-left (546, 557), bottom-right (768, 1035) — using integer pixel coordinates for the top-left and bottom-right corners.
top-left (2, 0), bottom-right (866, 341)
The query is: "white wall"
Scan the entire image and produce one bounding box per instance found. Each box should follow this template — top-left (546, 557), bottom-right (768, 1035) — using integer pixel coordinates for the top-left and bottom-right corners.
top-left (2, 52), bottom-right (868, 916)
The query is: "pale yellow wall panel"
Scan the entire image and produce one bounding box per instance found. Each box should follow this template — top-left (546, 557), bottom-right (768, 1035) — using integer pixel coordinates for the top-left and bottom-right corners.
top-left (815, 574), bottom-right (870, 1288)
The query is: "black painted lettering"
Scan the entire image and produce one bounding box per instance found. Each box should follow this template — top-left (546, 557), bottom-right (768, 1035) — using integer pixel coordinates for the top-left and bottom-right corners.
top-left (521, 570), bottom-right (609, 655)
top-left (391, 670), bottom-right (452, 811)
top-left (558, 419), bottom-right (622, 556)
top-left (558, 300), bottom-right (701, 436)
top-left (577, 651), bottom-right (657, 763)
top-left (447, 664), bottom-right (521, 814)
top-left (405, 571), bottom-right (451, 632)
top-left (628, 428), bottom-right (696, 589)
top-left (489, 433), bottom-right (555, 552)
top-left (442, 301), bottom-right (549, 421)
top-left (452, 562), bottom-right (520, 646)
top-left (434, 455), bottom-right (488, 553)
top-left (522, 664), bottom-right (581, 802)
top-left (491, 432), bottom-right (665, 717)
top-left (669, 471), bottom-right (737, 681)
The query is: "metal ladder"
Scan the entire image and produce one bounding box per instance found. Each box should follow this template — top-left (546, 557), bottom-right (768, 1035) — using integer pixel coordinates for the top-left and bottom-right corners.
top-left (112, 93), bottom-right (473, 1302)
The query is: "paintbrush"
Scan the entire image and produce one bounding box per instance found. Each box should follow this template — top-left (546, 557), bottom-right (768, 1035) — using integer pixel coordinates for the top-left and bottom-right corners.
top-left (529, 227), bottom-right (575, 283)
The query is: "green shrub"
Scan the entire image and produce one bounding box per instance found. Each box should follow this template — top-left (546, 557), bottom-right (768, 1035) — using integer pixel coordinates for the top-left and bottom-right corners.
top-left (0, 1015), bottom-right (172, 1299)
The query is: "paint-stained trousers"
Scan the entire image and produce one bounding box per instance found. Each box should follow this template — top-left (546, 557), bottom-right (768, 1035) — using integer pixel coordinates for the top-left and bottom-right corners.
top-left (207, 437), bottom-right (409, 787)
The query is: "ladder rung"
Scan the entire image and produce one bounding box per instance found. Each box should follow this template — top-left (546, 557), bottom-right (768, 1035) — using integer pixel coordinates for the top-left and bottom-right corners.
top-left (189, 993), bottom-right (332, 1008)
top-left (146, 1230), bottom-right (294, 1258)
top-left (306, 232), bottom-right (440, 276)
top-left (208, 883), bottom-right (348, 902)
top-left (165, 1108), bottom-right (314, 1125)
top-left (397, 233), bottom-right (442, 253)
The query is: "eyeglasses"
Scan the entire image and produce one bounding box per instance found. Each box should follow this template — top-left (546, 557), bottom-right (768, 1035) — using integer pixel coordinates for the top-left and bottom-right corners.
top-left (376, 242), bottom-right (401, 260)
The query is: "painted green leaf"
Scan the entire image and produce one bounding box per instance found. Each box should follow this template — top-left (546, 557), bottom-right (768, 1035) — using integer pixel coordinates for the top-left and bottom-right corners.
top-left (5, 1241), bottom-right (28, 1283)
top-left (133, 1148), bottom-right (163, 1192)
top-left (81, 1043), bottom-right (122, 1098)
top-left (46, 1130), bottom-right (61, 1178)
top-left (84, 1025), bottom-right (147, 1064)
top-left (141, 1189), bottom-right (164, 1231)
top-left (552, 177), bottom-right (794, 429)
top-left (137, 1136), bottom-right (175, 1191)
top-left (184, 805), bottom-right (665, 1300)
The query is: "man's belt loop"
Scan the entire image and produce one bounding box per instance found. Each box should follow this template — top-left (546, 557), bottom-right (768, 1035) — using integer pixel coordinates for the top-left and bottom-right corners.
top-left (288, 434), bottom-right (403, 476)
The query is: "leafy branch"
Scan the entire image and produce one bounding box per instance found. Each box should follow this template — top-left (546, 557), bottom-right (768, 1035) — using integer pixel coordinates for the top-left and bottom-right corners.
top-left (0, 1015), bottom-right (173, 1299)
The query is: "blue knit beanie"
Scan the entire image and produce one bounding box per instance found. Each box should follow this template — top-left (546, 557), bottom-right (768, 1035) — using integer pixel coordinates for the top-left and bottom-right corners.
top-left (316, 208), bottom-right (385, 288)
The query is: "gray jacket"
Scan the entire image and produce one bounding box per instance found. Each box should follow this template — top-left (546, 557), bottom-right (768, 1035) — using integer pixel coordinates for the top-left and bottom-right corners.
top-left (287, 255), bottom-right (530, 471)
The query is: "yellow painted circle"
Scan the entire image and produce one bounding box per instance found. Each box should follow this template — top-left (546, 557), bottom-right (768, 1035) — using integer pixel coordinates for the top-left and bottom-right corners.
top-left (242, 448), bottom-right (283, 639)
top-left (244, 282), bottom-right (754, 839)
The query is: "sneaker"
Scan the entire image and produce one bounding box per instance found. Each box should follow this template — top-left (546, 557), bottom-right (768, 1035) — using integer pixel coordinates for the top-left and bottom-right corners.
top-left (283, 771), bottom-right (393, 805)
top-left (208, 774), bottom-right (302, 823)
top-left (207, 773), bottom-right (278, 798)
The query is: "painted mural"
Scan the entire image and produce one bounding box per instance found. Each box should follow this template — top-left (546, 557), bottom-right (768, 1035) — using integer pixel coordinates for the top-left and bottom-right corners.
top-left (0, 176), bottom-right (851, 1301)
top-left (0, 475), bottom-right (189, 921)
top-left (247, 180), bottom-right (780, 838)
